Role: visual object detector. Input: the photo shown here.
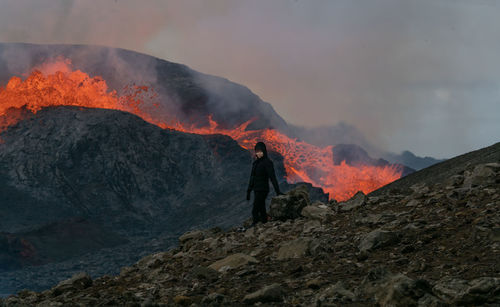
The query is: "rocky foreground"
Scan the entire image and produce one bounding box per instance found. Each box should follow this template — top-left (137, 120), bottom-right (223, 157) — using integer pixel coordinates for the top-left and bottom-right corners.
top-left (1, 161), bottom-right (500, 306)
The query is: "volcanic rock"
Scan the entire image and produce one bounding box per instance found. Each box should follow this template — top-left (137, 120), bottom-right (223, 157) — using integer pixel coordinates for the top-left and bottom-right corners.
top-left (339, 190), bottom-right (367, 211)
top-left (370, 142), bottom-right (500, 195)
top-left (358, 229), bottom-right (400, 252)
top-left (178, 230), bottom-right (204, 245)
top-left (52, 272), bottom-right (92, 296)
top-left (276, 237), bottom-right (314, 260)
top-left (242, 283), bottom-right (284, 304)
top-left (360, 268), bottom-right (438, 307)
top-left (433, 276), bottom-right (500, 305)
top-left (269, 184), bottom-right (310, 220)
top-left (208, 253), bottom-right (258, 272)
top-left (315, 281), bottom-right (356, 304)
top-left (463, 163), bottom-right (499, 188)
top-left (0, 105), bottom-right (318, 293)
top-left (300, 202), bottom-right (334, 222)
top-left (2, 142), bottom-right (499, 305)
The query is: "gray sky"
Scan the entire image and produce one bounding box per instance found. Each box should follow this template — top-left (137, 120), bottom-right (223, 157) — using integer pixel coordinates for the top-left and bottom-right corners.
top-left (0, 0), bottom-right (499, 158)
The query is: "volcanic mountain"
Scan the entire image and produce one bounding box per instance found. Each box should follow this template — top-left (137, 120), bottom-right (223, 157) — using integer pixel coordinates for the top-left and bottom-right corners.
top-left (0, 42), bottom-right (416, 294)
top-left (0, 43), bottom-right (439, 172)
top-left (0, 105), bottom-right (328, 294)
top-left (0, 42), bottom-right (412, 202)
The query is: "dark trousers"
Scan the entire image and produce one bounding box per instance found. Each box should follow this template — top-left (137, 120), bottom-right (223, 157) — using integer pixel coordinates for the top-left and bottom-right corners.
top-left (252, 190), bottom-right (269, 224)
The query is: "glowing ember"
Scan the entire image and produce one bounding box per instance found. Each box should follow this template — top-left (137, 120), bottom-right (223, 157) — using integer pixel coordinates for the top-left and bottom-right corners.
top-left (0, 59), bottom-right (403, 201)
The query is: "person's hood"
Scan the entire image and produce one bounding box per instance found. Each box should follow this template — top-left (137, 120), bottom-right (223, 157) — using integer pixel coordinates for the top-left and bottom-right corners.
top-left (254, 141), bottom-right (268, 159)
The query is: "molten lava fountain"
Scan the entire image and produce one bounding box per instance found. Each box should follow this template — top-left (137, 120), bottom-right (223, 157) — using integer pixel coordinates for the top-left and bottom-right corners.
top-left (0, 60), bottom-right (403, 201)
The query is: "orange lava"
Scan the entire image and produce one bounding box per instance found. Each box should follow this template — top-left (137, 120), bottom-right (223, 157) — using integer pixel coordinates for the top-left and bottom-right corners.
top-left (0, 59), bottom-right (403, 201)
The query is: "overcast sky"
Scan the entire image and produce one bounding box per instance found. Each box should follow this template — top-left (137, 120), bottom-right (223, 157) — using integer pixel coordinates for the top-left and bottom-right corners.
top-left (0, 0), bottom-right (499, 158)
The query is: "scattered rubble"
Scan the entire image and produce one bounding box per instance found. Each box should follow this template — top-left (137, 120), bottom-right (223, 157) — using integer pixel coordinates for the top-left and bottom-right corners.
top-left (2, 160), bottom-right (499, 306)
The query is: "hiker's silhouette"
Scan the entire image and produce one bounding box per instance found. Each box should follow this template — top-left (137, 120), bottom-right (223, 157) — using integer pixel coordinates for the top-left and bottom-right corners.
top-left (247, 141), bottom-right (284, 225)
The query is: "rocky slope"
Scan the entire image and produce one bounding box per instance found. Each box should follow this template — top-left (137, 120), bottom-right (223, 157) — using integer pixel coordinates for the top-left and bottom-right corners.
top-left (2, 148), bottom-right (498, 306)
top-left (0, 106), bottom-right (327, 294)
top-left (0, 105), bottom-right (253, 236)
top-left (370, 142), bottom-right (500, 196)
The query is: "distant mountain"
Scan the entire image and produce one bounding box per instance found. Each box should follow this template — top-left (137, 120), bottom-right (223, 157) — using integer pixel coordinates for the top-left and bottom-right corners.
top-left (331, 144), bottom-right (414, 176)
top-left (383, 150), bottom-right (445, 171)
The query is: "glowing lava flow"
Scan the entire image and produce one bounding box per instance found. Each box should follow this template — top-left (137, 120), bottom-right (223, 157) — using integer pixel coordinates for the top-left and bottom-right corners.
top-left (171, 117), bottom-right (403, 201)
top-left (0, 61), bottom-right (403, 201)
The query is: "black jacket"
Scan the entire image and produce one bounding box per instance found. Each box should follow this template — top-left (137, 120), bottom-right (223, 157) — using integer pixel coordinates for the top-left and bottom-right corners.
top-left (247, 143), bottom-right (281, 194)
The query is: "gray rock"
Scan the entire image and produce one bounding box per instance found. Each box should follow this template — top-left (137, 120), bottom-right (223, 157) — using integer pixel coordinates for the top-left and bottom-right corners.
top-left (136, 251), bottom-right (168, 270)
top-left (277, 237), bottom-right (313, 260)
top-left (339, 191), bottom-right (366, 211)
top-left (358, 229), bottom-right (400, 252)
top-left (445, 174), bottom-right (464, 187)
top-left (179, 230), bottom-right (204, 244)
top-left (432, 277), bottom-right (469, 303)
top-left (242, 283), bottom-right (284, 304)
top-left (434, 276), bottom-right (500, 305)
top-left (301, 204), bottom-right (334, 222)
top-left (208, 253), bottom-right (258, 272)
top-left (489, 227), bottom-right (500, 242)
top-left (410, 183), bottom-right (430, 195)
top-left (463, 163), bottom-right (497, 188)
top-left (316, 281), bottom-right (356, 304)
top-left (202, 292), bottom-right (225, 304)
top-left (356, 211), bottom-right (395, 226)
top-left (460, 277), bottom-right (500, 304)
top-left (375, 274), bottom-right (437, 307)
top-left (306, 277), bottom-right (323, 289)
top-left (270, 184), bottom-right (310, 220)
top-left (52, 272), bottom-right (92, 296)
top-left (191, 265), bottom-right (219, 281)
top-left (302, 219), bottom-right (322, 233)
top-left (360, 267), bottom-right (440, 307)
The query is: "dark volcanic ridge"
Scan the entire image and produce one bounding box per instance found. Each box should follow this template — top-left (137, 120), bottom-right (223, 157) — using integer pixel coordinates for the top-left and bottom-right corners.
top-left (1, 141), bottom-right (499, 306)
top-left (370, 141), bottom-right (500, 197)
top-left (0, 105), bottom-right (326, 294)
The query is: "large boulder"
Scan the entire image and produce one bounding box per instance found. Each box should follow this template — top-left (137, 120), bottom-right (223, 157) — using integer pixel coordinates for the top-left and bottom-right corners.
top-left (463, 163), bottom-right (500, 188)
top-left (300, 202), bottom-right (334, 222)
top-left (269, 184), bottom-right (310, 221)
top-left (338, 191), bottom-right (367, 211)
top-left (358, 229), bottom-right (400, 252)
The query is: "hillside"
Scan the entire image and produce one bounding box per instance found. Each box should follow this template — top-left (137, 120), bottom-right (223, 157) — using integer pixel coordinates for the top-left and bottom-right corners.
top-left (370, 142), bottom-right (500, 196)
top-left (0, 105), bottom-right (327, 295)
top-left (2, 144), bottom-right (498, 306)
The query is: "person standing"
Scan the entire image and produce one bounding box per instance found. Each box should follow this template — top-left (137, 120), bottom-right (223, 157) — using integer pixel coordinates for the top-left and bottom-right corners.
top-left (247, 141), bottom-right (284, 226)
